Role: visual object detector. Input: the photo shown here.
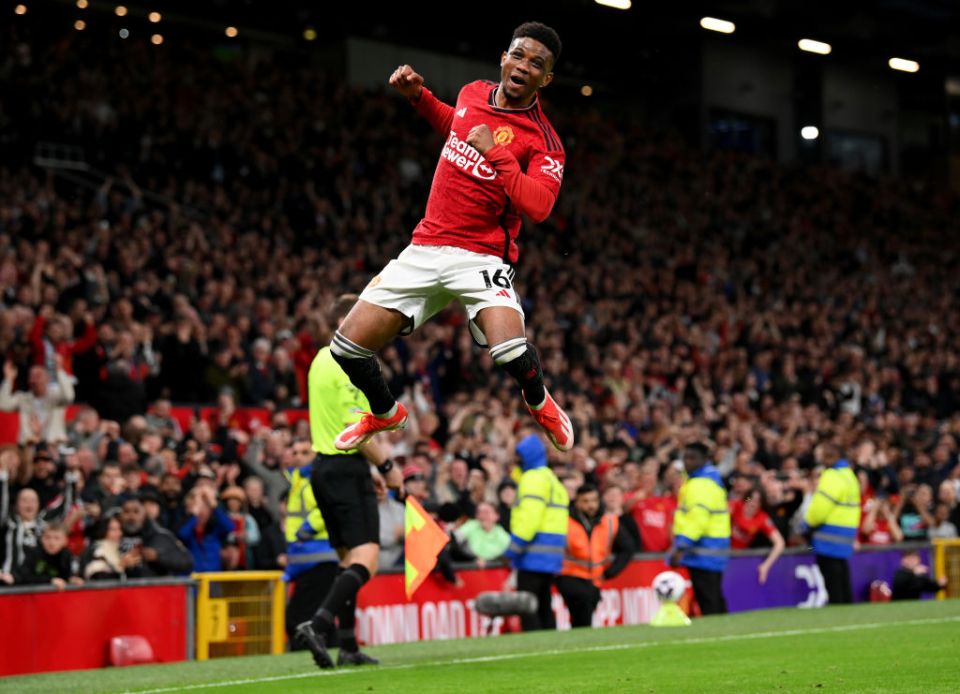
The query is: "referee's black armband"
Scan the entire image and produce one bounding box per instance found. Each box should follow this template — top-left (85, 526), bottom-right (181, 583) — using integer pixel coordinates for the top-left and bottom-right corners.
top-left (377, 459), bottom-right (395, 475)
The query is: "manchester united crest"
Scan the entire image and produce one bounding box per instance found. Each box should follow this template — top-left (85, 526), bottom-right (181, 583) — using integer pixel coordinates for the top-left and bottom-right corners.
top-left (493, 125), bottom-right (515, 146)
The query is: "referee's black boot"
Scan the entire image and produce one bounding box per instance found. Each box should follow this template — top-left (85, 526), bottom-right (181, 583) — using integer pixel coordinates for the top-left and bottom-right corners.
top-left (337, 649), bottom-right (380, 666)
top-left (295, 621), bottom-right (335, 669)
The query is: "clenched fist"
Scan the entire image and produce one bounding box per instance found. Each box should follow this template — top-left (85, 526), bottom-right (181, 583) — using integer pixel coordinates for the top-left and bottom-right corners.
top-left (389, 64), bottom-right (424, 101)
top-left (466, 124), bottom-right (495, 155)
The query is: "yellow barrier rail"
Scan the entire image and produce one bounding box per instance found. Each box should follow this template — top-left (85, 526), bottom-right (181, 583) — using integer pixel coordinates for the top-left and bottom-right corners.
top-left (193, 571), bottom-right (286, 660)
top-left (933, 538), bottom-right (960, 600)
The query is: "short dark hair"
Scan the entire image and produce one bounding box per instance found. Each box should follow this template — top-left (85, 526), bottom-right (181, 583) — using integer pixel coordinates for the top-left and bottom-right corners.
top-left (576, 483), bottom-right (599, 497)
top-left (685, 442), bottom-right (710, 458)
top-left (118, 491), bottom-right (141, 507)
top-left (512, 22), bottom-right (562, 66)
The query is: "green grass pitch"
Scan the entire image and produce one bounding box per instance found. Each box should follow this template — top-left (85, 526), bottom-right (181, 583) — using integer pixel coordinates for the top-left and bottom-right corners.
top-left (4, 600), bottom-right (958, 693)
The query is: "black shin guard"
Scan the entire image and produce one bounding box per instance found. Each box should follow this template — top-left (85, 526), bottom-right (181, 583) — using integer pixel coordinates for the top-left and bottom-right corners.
top-left (330, 333), bottom-right (396, 415)
top-left (497, 343), bottom-right (545, 406)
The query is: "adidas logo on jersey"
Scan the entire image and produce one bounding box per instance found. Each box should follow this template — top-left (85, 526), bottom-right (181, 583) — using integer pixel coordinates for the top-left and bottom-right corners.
top-left (456, 107), bottom-right (467, 118)
top-left (496, 288), bottom-right (511, 298)
top-left (441, 130), bottom-right (497, 181)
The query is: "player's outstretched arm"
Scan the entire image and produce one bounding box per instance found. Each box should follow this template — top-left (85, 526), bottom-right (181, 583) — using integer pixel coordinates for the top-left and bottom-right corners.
top-left (389, 64), bottom-right (424, 100)
top-left (389, 64), bottom-right (455, 136)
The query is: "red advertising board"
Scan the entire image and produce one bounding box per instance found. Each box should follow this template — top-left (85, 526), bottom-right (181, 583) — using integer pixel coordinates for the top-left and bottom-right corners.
top-left (0, 583), bottom-right (190, 676)
top-left (355, 559), bottom-right (684, 645)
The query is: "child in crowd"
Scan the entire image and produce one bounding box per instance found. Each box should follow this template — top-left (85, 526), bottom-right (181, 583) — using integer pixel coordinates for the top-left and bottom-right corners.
top-left (10, 522), bottom-right (79, 588)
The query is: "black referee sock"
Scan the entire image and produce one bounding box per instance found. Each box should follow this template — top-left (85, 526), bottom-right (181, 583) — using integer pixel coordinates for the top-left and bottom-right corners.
top-left (492, 340), bottom-right (546, 407)
top-left (312, 564), bottom-right (371, 635)
top-left (337, 600), bottom-right (359, 653)
top-left (334, 566), bottom-right (360, 653)
top-left (331, 331), bottom-right (396, 415)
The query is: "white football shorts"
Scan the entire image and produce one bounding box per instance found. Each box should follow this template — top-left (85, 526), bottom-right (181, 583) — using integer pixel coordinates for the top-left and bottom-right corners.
top-left (358, 244), bottom-right (524, 346)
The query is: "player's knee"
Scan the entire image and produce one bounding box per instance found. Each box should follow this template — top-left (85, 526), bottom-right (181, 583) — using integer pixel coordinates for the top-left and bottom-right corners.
top-left (489, 337), bottom-right (528, 365)
top-left (331, 330), bottom-right (375, 361)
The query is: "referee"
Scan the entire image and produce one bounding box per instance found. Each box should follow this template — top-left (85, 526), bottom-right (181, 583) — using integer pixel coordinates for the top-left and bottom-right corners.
top-left (296, 294), bottom-right (403, 669)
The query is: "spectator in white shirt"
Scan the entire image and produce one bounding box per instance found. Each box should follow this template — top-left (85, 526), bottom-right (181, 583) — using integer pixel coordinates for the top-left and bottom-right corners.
top-left (0, 357), bottom-right (75, 445)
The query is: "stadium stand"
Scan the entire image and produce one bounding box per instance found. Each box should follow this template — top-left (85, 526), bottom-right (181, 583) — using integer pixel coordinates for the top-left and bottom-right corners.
top-left (1, 21), bottom-right (959, 588)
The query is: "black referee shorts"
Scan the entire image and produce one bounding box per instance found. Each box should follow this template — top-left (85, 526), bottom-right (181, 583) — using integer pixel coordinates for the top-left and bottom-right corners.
top-left (310, 453), bottom-right (379, 550)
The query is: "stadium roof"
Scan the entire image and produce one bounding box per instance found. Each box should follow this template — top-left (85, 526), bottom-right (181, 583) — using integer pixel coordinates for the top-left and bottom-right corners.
top-left (40, 1), bottom-right (960, 72)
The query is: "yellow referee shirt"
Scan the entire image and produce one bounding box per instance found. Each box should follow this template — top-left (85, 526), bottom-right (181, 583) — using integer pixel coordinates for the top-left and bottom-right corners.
top-left (308, 346), bottom-right (371, 455)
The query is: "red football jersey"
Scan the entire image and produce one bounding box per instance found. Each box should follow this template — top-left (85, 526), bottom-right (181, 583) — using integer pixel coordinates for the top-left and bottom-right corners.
top-left (729, 499), bottom-right (777, 550)
top-left (411, 81), bottom-right (565, 263)
top-left (629, 495), bottom-right (677, 552)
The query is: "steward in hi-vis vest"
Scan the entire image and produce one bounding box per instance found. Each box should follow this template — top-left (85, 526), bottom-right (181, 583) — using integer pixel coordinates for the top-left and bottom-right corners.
top-left (557, 483), bottom-right (635, 627)
top-left (669, 442), bottom-right (731, 616)
top-left (803, 442), bottom-right (861, 605)
top-left (505, 433), bottom-right (568, 631)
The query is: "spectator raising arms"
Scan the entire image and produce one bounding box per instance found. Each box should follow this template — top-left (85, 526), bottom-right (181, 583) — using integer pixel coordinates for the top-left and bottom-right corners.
top-left (0, 357), bottom-right (75, 445)
top-left (1, 488), bottom-right (43, 581)
top-left (177, 485), bottom-right (234, 572)
top-left (29, 305), bottom-right (97, 381)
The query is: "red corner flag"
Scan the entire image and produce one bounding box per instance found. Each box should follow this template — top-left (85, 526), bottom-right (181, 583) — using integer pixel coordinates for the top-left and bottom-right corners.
top-left (404, 496), bottom-right (449, 599)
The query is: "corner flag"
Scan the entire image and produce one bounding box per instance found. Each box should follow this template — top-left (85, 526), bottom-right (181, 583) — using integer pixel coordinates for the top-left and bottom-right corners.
top-left (404, 496), bottom-right (449, 599)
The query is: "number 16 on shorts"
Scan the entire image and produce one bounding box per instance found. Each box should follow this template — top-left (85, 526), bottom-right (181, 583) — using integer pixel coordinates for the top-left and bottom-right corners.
top-left (479, 268), bottom-right (512, 290)
top-left (479, 267), bottom-right (516, 301)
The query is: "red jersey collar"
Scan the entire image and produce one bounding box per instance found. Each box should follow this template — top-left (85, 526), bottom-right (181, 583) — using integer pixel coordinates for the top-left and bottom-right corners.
top-left (488, 85), bottom-right (539, 113)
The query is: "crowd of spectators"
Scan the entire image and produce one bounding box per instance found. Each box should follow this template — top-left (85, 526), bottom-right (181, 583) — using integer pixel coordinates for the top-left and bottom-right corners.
top-left (2, 24), bottom-right (960, 589)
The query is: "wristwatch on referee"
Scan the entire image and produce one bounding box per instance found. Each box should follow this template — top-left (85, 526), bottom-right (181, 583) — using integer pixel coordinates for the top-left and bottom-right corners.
top-left (377, 459), bottom-right (395, 475)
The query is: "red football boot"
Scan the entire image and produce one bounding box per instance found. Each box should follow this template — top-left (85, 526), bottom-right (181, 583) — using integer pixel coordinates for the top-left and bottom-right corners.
top-left (334, 402), bottom-right (408, 451)
top-left (526, 389), bottom-right (574, 452)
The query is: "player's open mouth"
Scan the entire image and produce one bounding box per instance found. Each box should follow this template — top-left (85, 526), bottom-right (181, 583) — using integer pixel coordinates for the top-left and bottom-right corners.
top-left (509, 74), bottom-right (526, 87)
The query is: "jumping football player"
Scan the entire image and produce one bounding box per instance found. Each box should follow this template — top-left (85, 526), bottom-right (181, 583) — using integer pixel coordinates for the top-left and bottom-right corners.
top-left (330, 21), bottom-right (574, 454)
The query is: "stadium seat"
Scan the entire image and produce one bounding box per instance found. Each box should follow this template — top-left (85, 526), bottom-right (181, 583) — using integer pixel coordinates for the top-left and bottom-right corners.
top-left (108, 636), bottom-right (156, 667)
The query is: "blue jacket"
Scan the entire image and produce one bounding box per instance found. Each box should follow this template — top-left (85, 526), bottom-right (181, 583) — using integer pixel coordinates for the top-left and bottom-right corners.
top-left (177, 507), bottom-right (234, 573)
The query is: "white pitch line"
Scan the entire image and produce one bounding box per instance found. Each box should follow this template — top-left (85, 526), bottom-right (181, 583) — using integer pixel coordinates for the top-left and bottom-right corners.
top-left (123, 615), bottom-right (960, 694)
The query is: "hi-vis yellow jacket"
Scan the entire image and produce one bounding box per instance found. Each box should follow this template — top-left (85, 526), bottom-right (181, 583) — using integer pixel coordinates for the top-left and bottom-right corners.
top-left (283, 463), bottom-right (337, 579)
top-left (672, 464), bottom-right (731, 572)
top-left (506, 435), bottom-right (569, 573)
top-left (804, 460), bottom-right (860, 559)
